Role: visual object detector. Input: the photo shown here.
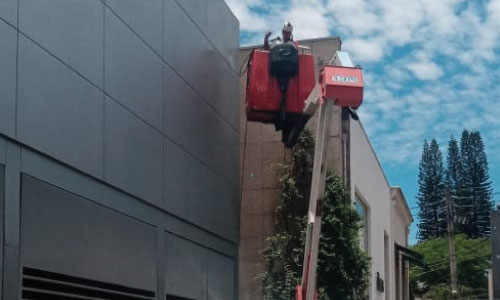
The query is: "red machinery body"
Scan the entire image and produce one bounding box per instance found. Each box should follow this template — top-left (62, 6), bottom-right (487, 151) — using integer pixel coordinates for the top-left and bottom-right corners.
top-left (320, 65), bottom-right (364, 108)
top-left (246, 50), bottom-right (316, 123)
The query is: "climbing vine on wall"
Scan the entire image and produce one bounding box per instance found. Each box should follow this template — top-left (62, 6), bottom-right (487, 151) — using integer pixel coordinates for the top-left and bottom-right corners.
top-left (259, 129), bottom-right (371, 300)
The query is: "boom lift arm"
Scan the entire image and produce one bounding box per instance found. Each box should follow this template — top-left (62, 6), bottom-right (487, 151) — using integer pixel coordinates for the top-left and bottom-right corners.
top-left (296, 51), bottom-right (361, 300)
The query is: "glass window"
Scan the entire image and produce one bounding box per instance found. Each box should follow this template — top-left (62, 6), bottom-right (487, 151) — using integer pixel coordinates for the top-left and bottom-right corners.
top-left (355, 195), bottom-right (369, 252)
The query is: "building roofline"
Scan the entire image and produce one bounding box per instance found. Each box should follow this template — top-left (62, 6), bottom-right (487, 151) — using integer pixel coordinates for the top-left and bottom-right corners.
top-left (355, 120), bottom-right (413, 224)
top-left (355, 120), bottom-right (391, 190)
top-left (240, 36), bottom-right (342, 50)
top-left (391, 186), bottom-right (414, 224)
top-left (221, 0), bottom-right (240, 27)
top-left (297, 36), bottom-right (342, 44)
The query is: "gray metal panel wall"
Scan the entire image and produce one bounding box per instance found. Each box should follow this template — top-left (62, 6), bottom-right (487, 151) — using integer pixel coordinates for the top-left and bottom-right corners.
top-left (21, 174), bottom-right (157, 291)
top-left (0, 164), bottom-right (4, 294)
top-left (2, 142), bottom-right (21, 300)
top-left (17, 140), bottom-right (238, 259)
top-left (164, 232), bottom-right (236, 300)
top-left (164, 233), bottom-right (206, 299)
top-left (206, 44), bottom-right (240, 129)
top-left (104, 97), bottom-right (164, 206)
top-left (207, 250), bottom-right (235, 299)
top-left (0, 20), bottom-right (16, 138)
top-left (176, 0), bottom-right (207, 31)
top-left (163, 65), bottom-right (211, 168)
top-left (163, 0), bottom-right (207, 96)
top-left (0, 136), bottom-right (238, 299)
top-left (104, 8), bottom-right (163, 130)
top-left (492, 211), bottom-right (500, 299)
top-left (0, 137), bottom-right (5, 164)
top-left (165, 140), bottom-right (238, 240)
top-left (17, 35), bottom-right (105, 178)
top-left (0, 0), bottom-right (239, 242)
top-left (0, 0), bottom-right (240, 296)
top-left (105, 0), bottom-right (163, 54)
top-left (0, 0), bottom-right (18, 28)
top-left (19, 0), bottom-right (104, 88)
top-left (206, 0), bottom-right (239, 72)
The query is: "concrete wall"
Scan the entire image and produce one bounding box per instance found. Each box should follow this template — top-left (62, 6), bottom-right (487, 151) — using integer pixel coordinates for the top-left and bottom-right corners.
top-left (0, 0), bottom-right (240, 298)
top-left (238, 37), bottom-right (341, 300)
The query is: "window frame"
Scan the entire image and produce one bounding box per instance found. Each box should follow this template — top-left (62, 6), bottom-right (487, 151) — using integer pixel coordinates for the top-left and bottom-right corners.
top-left (354, 191), bottom-right (370, 254)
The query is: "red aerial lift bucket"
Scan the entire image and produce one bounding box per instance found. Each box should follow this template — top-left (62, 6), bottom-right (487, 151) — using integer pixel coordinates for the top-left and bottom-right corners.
top-left (245, 50), bottom-right (316, 123)
top-left (319, 65), bottom-right (364, 108)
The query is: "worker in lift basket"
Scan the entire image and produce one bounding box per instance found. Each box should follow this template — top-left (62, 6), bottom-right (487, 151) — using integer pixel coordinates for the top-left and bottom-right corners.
top-left (263, 21), bottom-right (296, 50)
top-left (263, 21), bottom-right (299, 141)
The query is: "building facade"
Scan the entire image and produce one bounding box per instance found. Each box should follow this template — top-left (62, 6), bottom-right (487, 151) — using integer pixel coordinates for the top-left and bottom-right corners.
top-left (0, 0), bottom-right (240, 299)
top-left (350, 120), bottom-right (414, 300)
top-left (391, 187), bottom-right (413, 300)
top-left (239, 38), bottom-right (414, 300)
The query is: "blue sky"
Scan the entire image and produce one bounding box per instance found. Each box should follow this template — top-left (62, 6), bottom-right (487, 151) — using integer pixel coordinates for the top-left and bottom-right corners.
top-left (226, 0), bottom-right (500, 244)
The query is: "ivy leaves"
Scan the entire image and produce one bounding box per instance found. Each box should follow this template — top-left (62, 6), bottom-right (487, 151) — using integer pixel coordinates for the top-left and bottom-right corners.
top-left (259, 130), bottom-right (370, 300)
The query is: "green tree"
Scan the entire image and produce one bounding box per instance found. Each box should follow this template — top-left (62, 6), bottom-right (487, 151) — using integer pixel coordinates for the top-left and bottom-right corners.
top-left (425, 284), bottom-right (475, 300)
top-left (460, 130), bottom-right (493, 238)
top-left (317, 175), bottom-right (371, 299)
top-left (260, 130), bottom-right (370, 300)
top-left (446, 136), bottom-right (462, 194)
top-left (410, 235), bottom-right (491, 299)
top-left (446, 135), bottom-right (468, 235)
top-left (417, 139), bottom-right (446, 241)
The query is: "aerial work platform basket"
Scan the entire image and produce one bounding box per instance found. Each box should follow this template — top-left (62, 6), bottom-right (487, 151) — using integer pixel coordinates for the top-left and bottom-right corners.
top-left (245, 49), bottom-right (364, 131)
top-left (245, 50), bottom-right (316, 123)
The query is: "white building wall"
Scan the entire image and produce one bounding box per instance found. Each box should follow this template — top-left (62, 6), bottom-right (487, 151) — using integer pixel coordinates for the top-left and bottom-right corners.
top-left (391, 188), bottom-right (413, 300)
top-left (350, 119), bottom-right (395, 300)
top-left (391, 208), bottom-right (408, 247)
top-left (391, 188), bottom-right (412, 249)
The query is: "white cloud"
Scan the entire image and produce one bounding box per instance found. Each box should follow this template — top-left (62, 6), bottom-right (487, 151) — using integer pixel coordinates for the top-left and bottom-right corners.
top-left (406, 60), bottom-right (443, 80)
top-left (343, 38), bottom-right (385, 62)
top-left (225, 0), bottom-right (270, 32)
top-left (227, 0), bottom-right (500, 169)
top-left (488, 0), bottom-right (500, 25)
top-left (285, 0), bottom-right (330, 40)
top-left (326, 0), bottom-right (380, 37)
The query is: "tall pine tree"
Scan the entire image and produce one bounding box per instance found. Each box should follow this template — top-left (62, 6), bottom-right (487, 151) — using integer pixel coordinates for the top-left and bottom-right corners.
top-left (417, 139), bottom-right (447, 241)
top-left (446, 135), bottom-right (462, 193)
top-left (460, 130), bottom-right (493, 238)
top-left (446, 135), bottom-right (467, 235)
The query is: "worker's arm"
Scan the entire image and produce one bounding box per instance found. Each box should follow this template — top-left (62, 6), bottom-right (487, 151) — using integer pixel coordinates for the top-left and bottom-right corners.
top-left (264, 31), bottom-right (272, 50)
